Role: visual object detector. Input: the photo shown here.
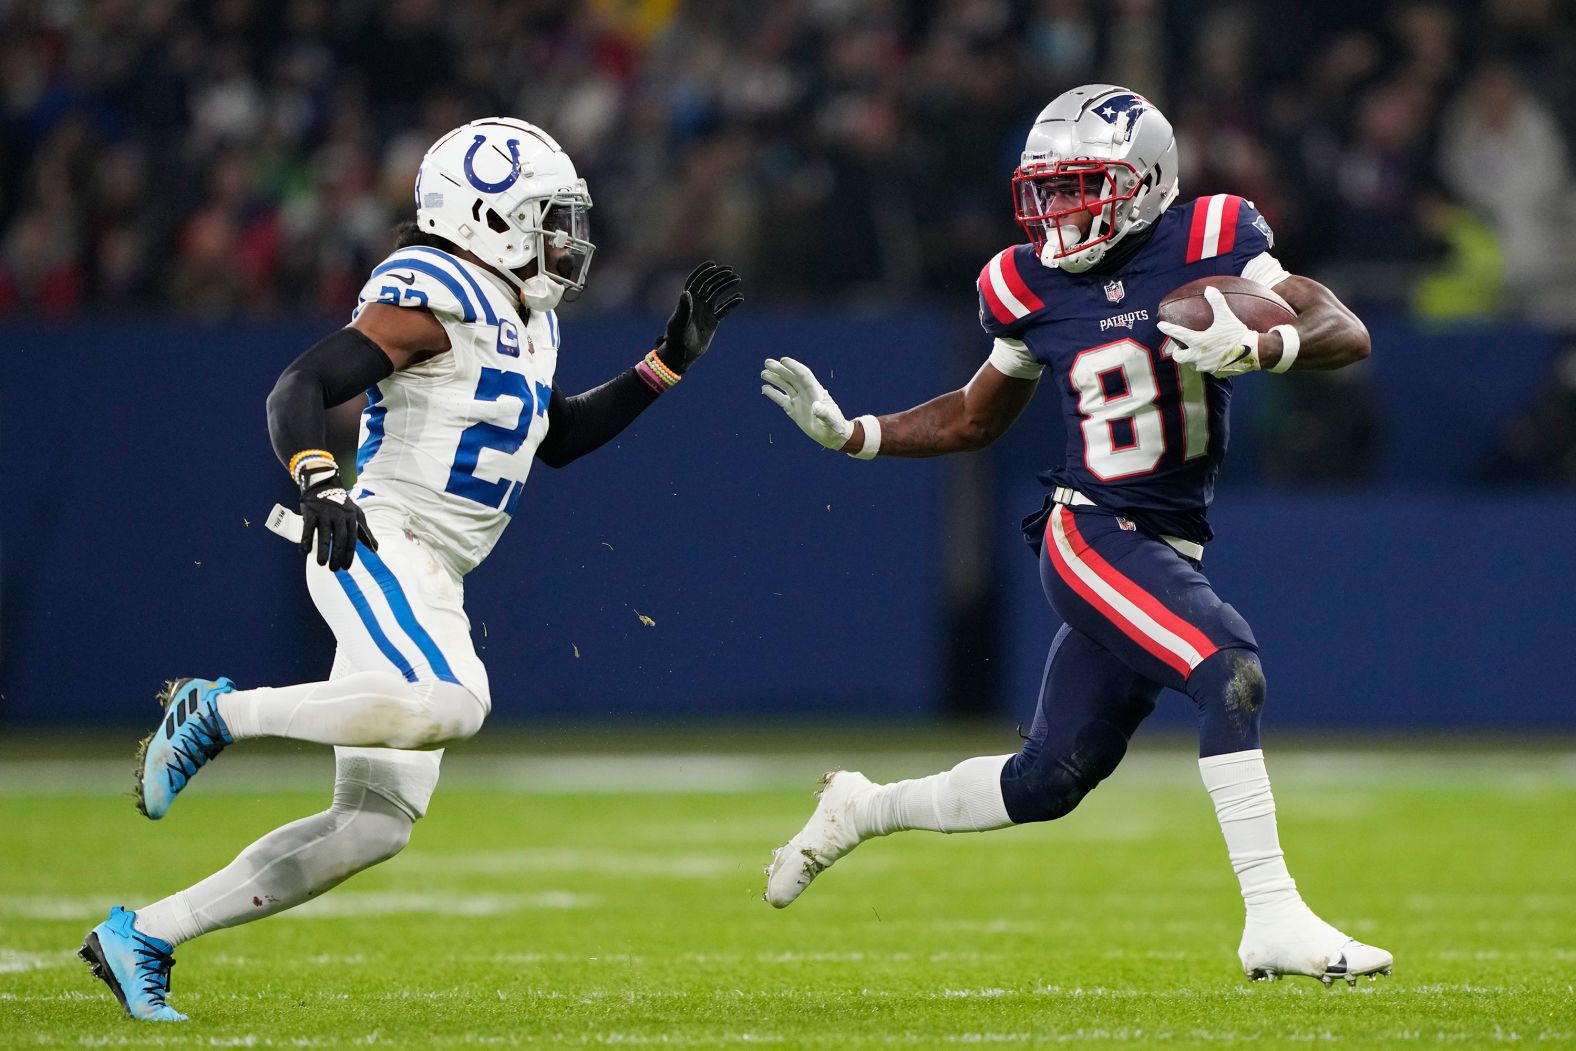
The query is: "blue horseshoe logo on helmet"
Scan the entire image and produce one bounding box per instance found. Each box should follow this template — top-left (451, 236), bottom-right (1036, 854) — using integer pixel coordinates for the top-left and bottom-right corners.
top-left (463, 135), bottom-right (523, 193)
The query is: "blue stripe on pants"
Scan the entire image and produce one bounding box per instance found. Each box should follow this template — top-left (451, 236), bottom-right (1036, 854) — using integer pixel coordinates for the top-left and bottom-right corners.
top-left (356, 545), bottom-right (460, 685)
top-left (334, 567), bottom-right (418, 682)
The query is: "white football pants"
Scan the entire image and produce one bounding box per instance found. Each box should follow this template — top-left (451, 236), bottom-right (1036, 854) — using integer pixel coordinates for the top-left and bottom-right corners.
top-left (134, 504), bottom-right (490, 946)
top-left (307, 502), bottom-right (491, 819)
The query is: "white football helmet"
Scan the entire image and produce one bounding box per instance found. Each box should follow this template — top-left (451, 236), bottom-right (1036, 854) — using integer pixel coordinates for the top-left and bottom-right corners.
top-left (414, 117), bottom-right (593, 310)
top-left (1013, 85), bottom-right (1179, 273)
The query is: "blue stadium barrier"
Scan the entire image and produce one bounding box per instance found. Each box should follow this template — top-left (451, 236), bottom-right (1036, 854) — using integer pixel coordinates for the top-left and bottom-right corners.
top-left (998, 484), bottom-right (1576, 732)
top-left (0, 314), bottom-right (953, 725)
top-left (2, 314), bottom-right (1569, 729)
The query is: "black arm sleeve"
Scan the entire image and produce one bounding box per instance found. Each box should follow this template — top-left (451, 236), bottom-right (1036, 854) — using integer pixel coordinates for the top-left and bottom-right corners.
top-left (267, 327), bottom-right (395, 471)
top-left (534, 368), bottom-right (663, 469)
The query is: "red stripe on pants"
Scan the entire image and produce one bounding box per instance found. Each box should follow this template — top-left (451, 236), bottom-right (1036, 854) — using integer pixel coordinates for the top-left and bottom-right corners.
top-left (1044, 507), bottom-right (1197, 678)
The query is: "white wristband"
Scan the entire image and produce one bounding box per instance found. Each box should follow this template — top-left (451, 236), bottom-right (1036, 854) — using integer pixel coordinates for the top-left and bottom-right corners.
top-left (1267, 324), bottom-right (1300, 373)
top-left (850, 414), bottom-right (881, 460)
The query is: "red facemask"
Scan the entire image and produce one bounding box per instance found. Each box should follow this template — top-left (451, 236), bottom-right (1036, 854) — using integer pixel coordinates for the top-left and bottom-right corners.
top-left (1012, 159), bottom-right (1141, 263)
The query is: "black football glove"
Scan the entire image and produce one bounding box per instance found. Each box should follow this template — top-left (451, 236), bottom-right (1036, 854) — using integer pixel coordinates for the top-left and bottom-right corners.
top-left (653, 260), bottom-right (744, 374)
top-left (298, 468), bottom-right (377, 572)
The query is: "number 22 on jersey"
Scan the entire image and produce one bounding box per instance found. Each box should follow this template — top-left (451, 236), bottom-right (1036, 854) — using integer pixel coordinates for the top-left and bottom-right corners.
top-left (445, 367), bottom-right (551, 514)
top-left (1068, 338), bottom-right (1209, 480)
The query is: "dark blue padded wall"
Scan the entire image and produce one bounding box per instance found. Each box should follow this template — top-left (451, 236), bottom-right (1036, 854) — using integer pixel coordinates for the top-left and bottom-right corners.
top-left (998, 487), bottom-right (1576, 732)
top-left (3, 314), bottom-right (1569, 728)
top-left (0, 314), bottom-right (953, 725)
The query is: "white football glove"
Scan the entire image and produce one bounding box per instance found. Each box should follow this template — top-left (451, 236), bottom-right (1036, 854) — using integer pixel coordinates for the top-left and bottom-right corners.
top-left (760, 357), bottom-right (854, 451)
top-left (1156, 286), bottom-right (1261, 378)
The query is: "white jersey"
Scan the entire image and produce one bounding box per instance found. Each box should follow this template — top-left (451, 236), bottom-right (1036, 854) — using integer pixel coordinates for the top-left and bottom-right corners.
top-left (348, 246), bottom-right (559, 574)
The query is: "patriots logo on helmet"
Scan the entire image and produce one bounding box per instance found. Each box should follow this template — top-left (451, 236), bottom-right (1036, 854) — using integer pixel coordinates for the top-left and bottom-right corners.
top-left (1090, 93), bottom-right (1149, 142)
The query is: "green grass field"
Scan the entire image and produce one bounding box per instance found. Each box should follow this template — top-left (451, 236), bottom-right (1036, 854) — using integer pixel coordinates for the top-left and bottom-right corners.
top-left (2, 732), bottom-right (1573, 1048)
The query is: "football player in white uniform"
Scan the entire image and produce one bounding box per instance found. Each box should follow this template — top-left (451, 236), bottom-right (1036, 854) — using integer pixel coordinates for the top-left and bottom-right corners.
top-left (79, 118), bottom-right (743, 1022)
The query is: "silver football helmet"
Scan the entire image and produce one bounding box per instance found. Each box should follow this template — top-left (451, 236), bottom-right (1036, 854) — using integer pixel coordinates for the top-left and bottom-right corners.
top-left (1013, 85), bottom-right (1179, 273)
top-left (414, 117), bottom-right (593, 310)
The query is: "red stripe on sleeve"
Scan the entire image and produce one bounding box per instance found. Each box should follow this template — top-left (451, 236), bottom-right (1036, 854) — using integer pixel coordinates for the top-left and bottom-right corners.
top-left (978, 259), bottom-right (1014, 325)
top-left (1185, 198), bottom-right (1212, 263)
top-left (1216, 196), bottom-right (1242, 256)
top-left (999, 247), bottom-right (1045, 312)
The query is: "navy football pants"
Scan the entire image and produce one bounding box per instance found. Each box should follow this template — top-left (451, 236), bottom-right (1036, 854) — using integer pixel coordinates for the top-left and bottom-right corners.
top-left (1000, 504), bottom-right (1263, 824)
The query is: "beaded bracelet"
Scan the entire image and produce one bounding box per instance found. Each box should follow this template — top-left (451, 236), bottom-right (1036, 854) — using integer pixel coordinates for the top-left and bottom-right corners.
top-left (636, 349), bottom-right (681, 392)
top-left (289, 448), bottom-right (338, 485)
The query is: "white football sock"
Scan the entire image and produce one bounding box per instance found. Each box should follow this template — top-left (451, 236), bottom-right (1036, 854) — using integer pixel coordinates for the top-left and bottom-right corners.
top-left (1199, 749), bottom-right (1305, 921)
top-left (854, 754), bottom-right (1015, 837)
top-left (217, 672), bottom-right (485, 750)
top-left (132, 782), bottom-right (412, 947)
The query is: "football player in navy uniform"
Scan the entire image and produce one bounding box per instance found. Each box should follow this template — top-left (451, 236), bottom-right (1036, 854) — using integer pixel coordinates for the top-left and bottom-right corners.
top-left (761, 85), bottom-right (1390, 986)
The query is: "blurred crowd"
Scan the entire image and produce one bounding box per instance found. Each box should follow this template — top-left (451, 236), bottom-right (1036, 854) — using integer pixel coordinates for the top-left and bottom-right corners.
top-left (2, 0), bottom-right (1575, 481)
top-left (3, 0), bottom-right (1573, 320)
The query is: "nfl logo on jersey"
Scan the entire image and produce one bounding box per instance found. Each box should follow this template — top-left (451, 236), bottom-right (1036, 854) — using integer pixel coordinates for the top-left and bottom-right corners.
top-left (1104, 279), bottom-right (1126, 304)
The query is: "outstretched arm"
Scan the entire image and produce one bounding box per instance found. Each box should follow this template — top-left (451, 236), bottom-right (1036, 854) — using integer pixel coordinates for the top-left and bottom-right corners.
top-left (761, 358), bottom-right (1038, 459)
top-left (843, 361), bottom-right (1039, 457)
top-left (533, 375), bottom-right (659, 468)
top-left (536, 260), bottom-right (743, 468)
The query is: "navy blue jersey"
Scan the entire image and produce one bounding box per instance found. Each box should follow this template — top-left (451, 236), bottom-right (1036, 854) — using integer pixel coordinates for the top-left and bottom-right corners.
top-left (979, 194), bottom-right (1276, 544)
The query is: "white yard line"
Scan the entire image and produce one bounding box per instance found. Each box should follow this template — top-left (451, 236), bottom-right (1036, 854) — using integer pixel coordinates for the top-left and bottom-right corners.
top-left (0, 948), bottom-right (78, 973)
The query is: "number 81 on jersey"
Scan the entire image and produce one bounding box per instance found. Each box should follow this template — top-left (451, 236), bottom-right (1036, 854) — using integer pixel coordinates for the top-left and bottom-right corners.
top-left (1068, 337), bottom-right (1210, 481)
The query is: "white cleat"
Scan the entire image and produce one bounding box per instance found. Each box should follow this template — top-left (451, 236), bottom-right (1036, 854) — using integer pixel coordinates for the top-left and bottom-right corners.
top-left (1240, 910), bottom-right (1393, 987)
top-left (763, 770), bottom-right (873, 908)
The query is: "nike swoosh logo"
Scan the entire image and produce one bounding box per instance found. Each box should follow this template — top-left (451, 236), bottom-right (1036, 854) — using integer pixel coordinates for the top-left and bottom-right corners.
top-left (390, 272), bottom-right (416, 285)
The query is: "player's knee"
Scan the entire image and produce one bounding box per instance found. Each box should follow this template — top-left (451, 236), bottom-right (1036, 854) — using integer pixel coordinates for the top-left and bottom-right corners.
top-left (330, 787), bottom-right (416, 866)
top-left (351, 807), bottom-right (414, 865)
top-left (1226, 650), bottom-right (1266, 717)
top-left (379, 716), bottom-right (442, 750)
top-left (381, 681), bottom-right (486, 749)
top-left (1188, 648), bottom-right (1265, 717)
top-left (1001, 721), bottom-right (1130, 824)
top-left (427, 681), bottom-right (486, 742)
top-left (1187, 648), bottom-right (1266, 755)
top-left (1005, 758), bottom-right (1090, 823)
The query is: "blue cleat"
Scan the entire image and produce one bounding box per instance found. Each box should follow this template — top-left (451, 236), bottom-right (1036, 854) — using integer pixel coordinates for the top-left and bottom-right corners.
top-left (79, 906), bottom-right (188, 1021)
top-left (136, 677), bottom-right (234, 820)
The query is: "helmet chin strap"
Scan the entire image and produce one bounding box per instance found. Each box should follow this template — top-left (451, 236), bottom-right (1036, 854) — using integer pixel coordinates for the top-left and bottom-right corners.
top-left (483, 233), bottom-right (566, 311)
top-left (1041, 223), bottom-right (1107, 272)
top-left (518, 273), bottom-right (564, 311)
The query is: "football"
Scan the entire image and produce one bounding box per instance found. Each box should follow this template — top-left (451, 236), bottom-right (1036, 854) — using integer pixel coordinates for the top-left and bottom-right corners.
top-left (1158, 275), bottom-right (1296, 333)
